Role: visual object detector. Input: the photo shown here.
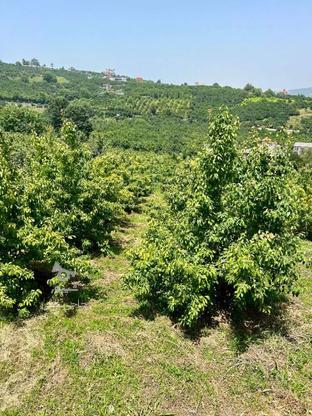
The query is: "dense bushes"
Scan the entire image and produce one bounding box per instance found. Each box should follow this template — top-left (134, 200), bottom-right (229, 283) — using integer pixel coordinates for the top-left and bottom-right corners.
top-left (0, 129), bottom-right (87, 316)
top-left (298, 116), bottom-right (312, 137)
top-left (294, 149), bottom-right (312, 239)
top-left (0, 104), bottom-right (45, 134)
top-left (234, 99), bottom-right (299, 129)
top-left (127, 108), bottom-right (301, 327)
top-left (0, 123), bottom-right (160, 316)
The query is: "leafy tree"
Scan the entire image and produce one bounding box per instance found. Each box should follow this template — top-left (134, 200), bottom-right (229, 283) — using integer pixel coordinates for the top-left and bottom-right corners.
top-left (46, 96), bottom-right (69, 130)
top-left (127, 108), bottom-right (300, 327)
top-left (293, 149), bottom-right (312, 239)
top-left (31, 58), bottom-right (40, 67)
top-left (244, 83), bottom-right (256, 92)
top-left (64, 99), bottom-right (95, 137)
top-left (298, 116), bottom-right (312, 136)
top-left (0, 122), bottom-right (150, 315)
top-left (43, 72), bottom-right (57, 83)
top-left (0, 105), bottom-right (44, 134)
top-left (264, 89), bottom-right (275, 97)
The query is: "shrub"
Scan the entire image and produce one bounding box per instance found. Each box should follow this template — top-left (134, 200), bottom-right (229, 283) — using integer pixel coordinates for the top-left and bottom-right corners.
top-left (0, 104), bottom-right (45, 134)
top-left (64, 99), bottom-right (95, 137)
top-left (43, 72), bottom-right (57, 83)
top-left (126, 108), bottom-right (301, 327)
top-left (0, 123), bottom-right (131, 315)
top-left (0, 128), bottom-right (94, 316)
top-left (294, 149), bottom-right (312, 239)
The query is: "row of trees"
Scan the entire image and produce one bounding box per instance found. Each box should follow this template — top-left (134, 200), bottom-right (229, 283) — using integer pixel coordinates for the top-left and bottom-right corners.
top-left (0, 123), bottom-right (165, 316)
top-left (0, 100), bottom-right (96, 138)
top-left (16, 58), bottom-right (54, 68)
top-left (0, 97), bottom-right (311, 324)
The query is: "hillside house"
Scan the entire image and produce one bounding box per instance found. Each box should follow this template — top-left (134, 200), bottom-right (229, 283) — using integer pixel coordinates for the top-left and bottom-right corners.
top-left (293, 142), bottom-right (312, 155)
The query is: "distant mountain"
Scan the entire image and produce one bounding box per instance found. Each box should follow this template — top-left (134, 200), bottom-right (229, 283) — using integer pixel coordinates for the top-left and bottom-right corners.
top-left (289, 87), bottom-right (312, 97)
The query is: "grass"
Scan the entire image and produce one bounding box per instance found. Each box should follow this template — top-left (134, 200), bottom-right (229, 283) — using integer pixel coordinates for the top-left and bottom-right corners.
top-left (287, 108), bottom-right (312, 129)
top-left (0, 198), bottom-right (311, 415)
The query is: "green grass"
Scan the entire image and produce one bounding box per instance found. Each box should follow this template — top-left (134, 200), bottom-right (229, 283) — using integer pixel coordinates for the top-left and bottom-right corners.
top-left (0, 200), bottom-right (311, 415)
top-left (287, 108), bottom-right (312, 129)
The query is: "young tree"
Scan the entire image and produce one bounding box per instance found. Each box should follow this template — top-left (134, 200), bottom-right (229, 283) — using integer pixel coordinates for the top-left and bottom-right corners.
top-left (46, 96), bottom-right (69, 130)
top-left (0, 105), bottom-right (45, 134)
top-left (64, 99), bottom-right (95, 137)
top-left (127, 108), bottom-right (300, 327)
top-left (43, 72), bottom-right (57, 83)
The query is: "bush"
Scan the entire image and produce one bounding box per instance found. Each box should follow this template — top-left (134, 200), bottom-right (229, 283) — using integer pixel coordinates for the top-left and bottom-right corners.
top-left (0, 104), bottom-right (45, 134)
top-left (64, 99), bottom-right (95, 137)
top-left (0, 123), bottom-right (130, 315)
top-left (43, 72), bottom-right (57, 83)
top-left (294, 149), bottom-right (312, 239)
top-left (126, 108), bottom-right (301, 327)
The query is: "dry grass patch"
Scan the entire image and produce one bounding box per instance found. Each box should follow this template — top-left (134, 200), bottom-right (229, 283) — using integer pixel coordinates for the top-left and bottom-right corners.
top-left (0, 319), bottom-right (44, 411)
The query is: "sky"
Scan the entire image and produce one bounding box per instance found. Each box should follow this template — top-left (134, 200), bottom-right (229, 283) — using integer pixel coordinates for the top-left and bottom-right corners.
top-left (1, 0), bottom-right (311, 90)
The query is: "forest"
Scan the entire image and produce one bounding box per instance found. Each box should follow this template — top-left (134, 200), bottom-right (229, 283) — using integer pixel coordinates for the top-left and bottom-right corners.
top-left (0, 59), bottom-right (311, 415)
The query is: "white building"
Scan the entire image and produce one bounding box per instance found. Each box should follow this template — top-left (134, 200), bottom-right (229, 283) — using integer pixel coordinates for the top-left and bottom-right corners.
top-left (293, 142), bottom-right (312, 155)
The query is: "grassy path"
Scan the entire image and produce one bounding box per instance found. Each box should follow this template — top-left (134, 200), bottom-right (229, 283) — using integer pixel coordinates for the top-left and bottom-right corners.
top-left (0, 198), bottom-right (311, 416)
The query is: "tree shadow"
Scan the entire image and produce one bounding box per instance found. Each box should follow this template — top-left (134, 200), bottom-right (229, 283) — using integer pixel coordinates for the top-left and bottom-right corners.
top-left (0, 278), bottom-right (107, 323)
top-left (131, 301), bottom-right (158, 321)
top-left (130, 296), bottom-right (292, 351)
top-left (227, 302), bottom-right (290, 353)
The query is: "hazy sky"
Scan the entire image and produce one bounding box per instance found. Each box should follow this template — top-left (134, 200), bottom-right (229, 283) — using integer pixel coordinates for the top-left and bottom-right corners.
top-left (1, 0), bottom-right (311, 90)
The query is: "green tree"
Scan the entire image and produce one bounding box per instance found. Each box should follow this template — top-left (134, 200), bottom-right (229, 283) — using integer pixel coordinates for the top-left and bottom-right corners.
top-left (0, 105), bottom-right (45, 134)
top-left (64, 99), bottom-right (95, 137)
top-left (244, 83), bottom-right (256, 92)
top-left (127, 108), bottom-right (300, 327)
top-left (46, 96), bottom-right (68, 130)
top-left (31, 58), bottom-right (40, 67)
top-left (299, 116), bottom-right (312, 136)
top-left (43, 72), bottom-right (57, 83)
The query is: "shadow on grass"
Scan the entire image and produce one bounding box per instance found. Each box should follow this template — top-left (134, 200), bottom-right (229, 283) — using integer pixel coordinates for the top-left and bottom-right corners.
top-left (130, 297), bottom-right (292, 351)
top-left (131, 301), bottom-right (158, 321)
top-left (53, 283), bottom-right (108, 317)
top-left (0, 281), bottom-right (107, 324)
top-left (228, 303), bottom-right (290, 353)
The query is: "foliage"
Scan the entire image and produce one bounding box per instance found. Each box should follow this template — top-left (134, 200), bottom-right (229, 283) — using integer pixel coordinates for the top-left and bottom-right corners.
top-left (64, 99), bottom-right (95, 137)
top-left (298, 116), bottom-right (312, 136)
top-left (43, 72), bottom-right (57, 83)
top-left (0, 122), bottom-right (162, 315)
top-left (46, 96), bottom-right (69, 130)
top-left (127, 108), bottom-right (301, 327)
top-left (234, 100), bottom-right (299, 129)
top-left (293, 149), bottom-right (312, 239)
top-left (0, 104), bottom-right (45, 134)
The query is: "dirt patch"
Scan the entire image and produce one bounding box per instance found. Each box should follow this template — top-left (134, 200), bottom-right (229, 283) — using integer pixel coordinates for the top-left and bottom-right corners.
top-left (42, 353), bottom-right (69, 394)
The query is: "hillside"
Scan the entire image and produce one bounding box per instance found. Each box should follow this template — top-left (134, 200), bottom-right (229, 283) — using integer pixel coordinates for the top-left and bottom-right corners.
top-left (1, 60), bottom-right (312, 130)
top-left (2, 60), bottom-right (312, 156)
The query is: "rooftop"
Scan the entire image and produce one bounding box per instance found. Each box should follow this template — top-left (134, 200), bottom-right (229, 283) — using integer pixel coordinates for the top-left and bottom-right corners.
top-left (294, 142), bottom-right (312, 148)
